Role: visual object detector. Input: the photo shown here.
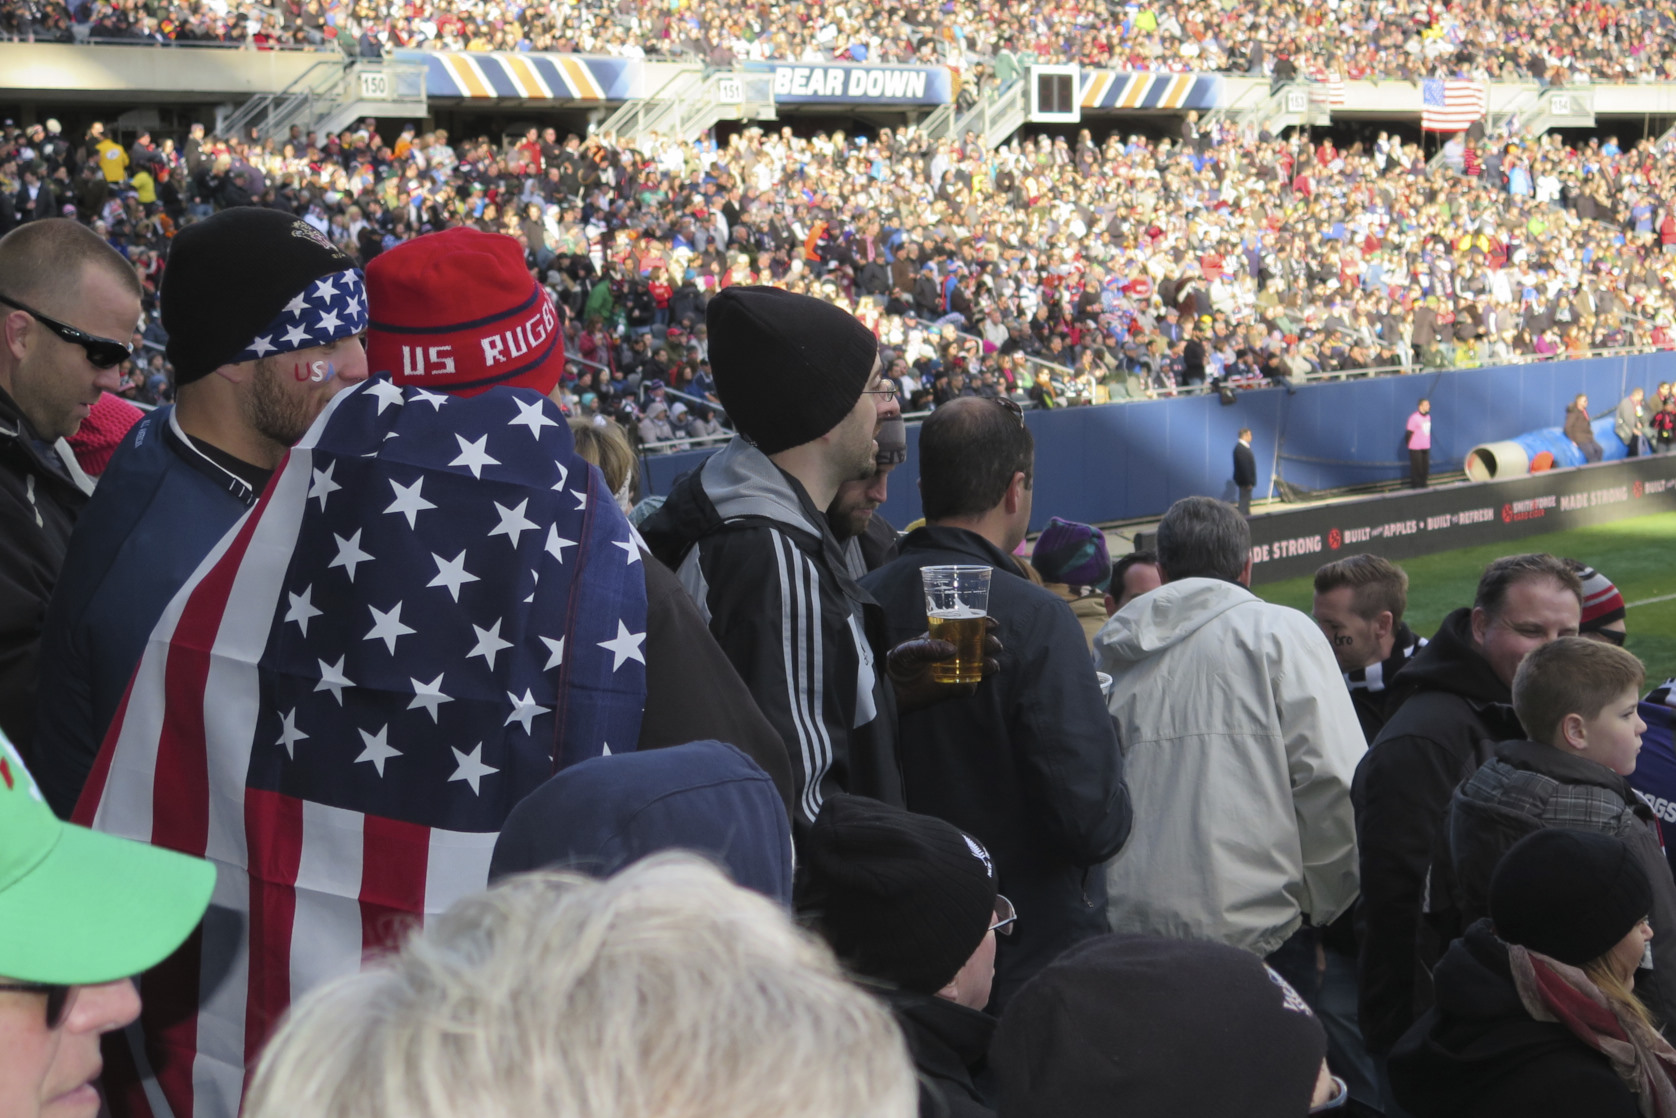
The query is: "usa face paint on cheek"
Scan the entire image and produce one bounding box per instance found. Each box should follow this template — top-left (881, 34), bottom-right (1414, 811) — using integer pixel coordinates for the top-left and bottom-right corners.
top-left (291, 359), bottom-right (337, 383)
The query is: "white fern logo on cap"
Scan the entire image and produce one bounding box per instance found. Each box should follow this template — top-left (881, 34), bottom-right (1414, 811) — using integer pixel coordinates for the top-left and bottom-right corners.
top-left (963, 833), bottom-right (994, 879)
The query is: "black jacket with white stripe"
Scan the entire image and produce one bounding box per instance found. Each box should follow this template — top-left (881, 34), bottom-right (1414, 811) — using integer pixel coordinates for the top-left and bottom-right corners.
top-left (642, 438), bottom-right (904, 832)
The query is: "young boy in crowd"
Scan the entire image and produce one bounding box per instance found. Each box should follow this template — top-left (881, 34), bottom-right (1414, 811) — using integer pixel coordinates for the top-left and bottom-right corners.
top-left (1437, 637), bottom-right (1676, 1026)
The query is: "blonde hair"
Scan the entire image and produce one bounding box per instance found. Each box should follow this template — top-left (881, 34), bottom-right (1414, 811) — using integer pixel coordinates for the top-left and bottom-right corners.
top-left (245, 855), bottom-right (915, 1118)
top-left (568, 417), bottom-right (638, 510)
top-left (1584, 953), bottom-right (1661, 1034)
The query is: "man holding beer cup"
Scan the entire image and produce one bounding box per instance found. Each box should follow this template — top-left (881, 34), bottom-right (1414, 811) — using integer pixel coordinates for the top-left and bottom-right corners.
top-left (861, 397), bottom-right (1132, 1009)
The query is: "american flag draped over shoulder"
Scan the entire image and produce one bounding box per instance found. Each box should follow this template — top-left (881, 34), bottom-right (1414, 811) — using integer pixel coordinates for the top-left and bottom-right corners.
top-left (75, 378), bottom-right (647, 1118)
top-left (1421, 78), bottom-right (1487, 132)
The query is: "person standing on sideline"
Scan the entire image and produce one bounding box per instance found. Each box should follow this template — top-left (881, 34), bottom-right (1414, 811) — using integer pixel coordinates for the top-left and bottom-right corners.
top-left (1567, 393), bottom-right (1603, 463)
top-left (1615, 387), bottom-right (1649, 458)
top-left (1232, 427), bottom-right (1257, 516)
top-left (1405, 398), bottom-right (1432, 488)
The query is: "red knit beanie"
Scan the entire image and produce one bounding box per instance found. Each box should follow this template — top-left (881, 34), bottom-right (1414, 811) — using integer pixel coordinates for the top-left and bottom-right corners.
top-left (365, 227), bottom-right (565, 398)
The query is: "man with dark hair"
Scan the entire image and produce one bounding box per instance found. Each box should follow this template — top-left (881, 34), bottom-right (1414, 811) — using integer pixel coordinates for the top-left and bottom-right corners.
top-left (1353, 552), bottom-right (1582, 1071)
top-left (1312, 554), bottom-right (1428, 743)
top-left (862, 397), bottom-right (1130, 1008)
top-left (32, 209), bottom-right (370, 815)
top-left (828, 388), bottom-right (905, 576)
top-left (1094, 496), bottom-right (1361, 996)
top-left (1104, 549), bottom-right (1162, 616)
top-left (0, 218), bottom-right (142, 758)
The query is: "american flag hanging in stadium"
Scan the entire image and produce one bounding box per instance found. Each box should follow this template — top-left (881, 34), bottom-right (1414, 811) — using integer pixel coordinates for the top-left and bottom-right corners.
top-left (1421, 78), bottom-right (1487, 132)
top-left (76, 377), bottom-right (648, 1118)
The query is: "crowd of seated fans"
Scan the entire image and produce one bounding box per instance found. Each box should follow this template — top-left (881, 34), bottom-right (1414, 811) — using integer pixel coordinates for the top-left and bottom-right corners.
top-left (5, 0), bottom-right (1676, 87)
top-left (5, 109), bottom-right (1676, 447)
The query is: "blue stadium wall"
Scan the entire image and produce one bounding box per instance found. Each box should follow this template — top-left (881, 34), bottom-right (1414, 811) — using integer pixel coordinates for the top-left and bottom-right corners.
top-left (641, 353), bottom-right (1676, 531)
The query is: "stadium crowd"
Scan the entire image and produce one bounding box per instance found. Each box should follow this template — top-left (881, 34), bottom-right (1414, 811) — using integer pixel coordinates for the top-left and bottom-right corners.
top-left (5, 111), bottom-right (1676, 445)
top-left (7, 0), bottom-right (1676, 83)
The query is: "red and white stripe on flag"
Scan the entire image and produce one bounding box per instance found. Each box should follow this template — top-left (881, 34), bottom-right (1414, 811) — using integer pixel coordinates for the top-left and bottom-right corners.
top-left (1421, 79), bottom-right (1487, 132)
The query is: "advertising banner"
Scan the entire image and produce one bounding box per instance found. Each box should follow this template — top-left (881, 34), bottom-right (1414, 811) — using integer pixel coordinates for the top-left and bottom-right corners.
top-left (1244, 456), bottom-right (1676, 584)
top-left (757, 62), bottom-right (952, 104)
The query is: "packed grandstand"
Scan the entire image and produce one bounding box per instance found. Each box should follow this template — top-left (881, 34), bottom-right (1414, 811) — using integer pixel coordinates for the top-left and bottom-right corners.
top-left (6, 104), bottom-right (1676, 444)
top-left (4, 0), bottom-right (1676, 83)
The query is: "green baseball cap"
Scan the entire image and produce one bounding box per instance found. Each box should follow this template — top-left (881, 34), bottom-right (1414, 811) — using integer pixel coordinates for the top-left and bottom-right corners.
top-left (0, 731), bottom-right (215, 985)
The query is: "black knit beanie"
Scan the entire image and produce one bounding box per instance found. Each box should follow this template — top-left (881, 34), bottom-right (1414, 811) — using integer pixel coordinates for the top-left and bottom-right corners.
top-left (991, 935), bottom-right (1328, 1118)
top-left (706, 286), bottom-right (878, 455)
top-left (162, 208), bottom-right (357, 385)
top-left (1490, 829), bottom-right (1652, 966)
top-left (799, 794), bottom-right (996, 995)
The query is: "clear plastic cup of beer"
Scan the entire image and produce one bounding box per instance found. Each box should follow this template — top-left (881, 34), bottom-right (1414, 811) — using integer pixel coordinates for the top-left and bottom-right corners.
top-left (920, 565), bottom-right (991, 684)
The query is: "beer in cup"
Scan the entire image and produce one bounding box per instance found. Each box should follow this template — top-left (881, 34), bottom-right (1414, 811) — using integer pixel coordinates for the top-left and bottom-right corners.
top-left (920, 564), bottom-right (991, 684)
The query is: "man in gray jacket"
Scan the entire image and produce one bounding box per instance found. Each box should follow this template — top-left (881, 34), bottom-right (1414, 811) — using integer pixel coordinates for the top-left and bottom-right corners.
top-left (1095, 496), bottom-right (1362, 978)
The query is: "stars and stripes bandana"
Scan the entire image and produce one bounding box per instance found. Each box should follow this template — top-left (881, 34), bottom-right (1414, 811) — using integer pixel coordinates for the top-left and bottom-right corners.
top-left (231, 266), bottom-right (369, 364)
top-left (76, 377), bottom-right (646, 1118)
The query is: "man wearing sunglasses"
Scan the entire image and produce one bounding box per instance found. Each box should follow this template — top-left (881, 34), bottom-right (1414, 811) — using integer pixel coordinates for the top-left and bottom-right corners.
top-left (0, 728), bottom-right (214, 1118)
top-left (0, 218), bottom-right (142, 763)
top-left (31, 208), bottom-right (368, 817)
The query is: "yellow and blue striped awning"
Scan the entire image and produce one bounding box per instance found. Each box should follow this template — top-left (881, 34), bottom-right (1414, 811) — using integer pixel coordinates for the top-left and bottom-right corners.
top-left (1079, 71), bottom-right (1223, 111)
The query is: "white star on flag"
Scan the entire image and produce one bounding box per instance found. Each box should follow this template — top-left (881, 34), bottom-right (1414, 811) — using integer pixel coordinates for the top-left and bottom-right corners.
top-left (509, 396), bottom-right (560, 438)
top-left (281, 322), bottom-right (312, 347)
top-left (313, 274), bottom-right (340, 301)
top-left (612, 538), bottom-right (641, 564)
top-left (488, 498), bottom-right (538, 548)
top-left (308, 461), bottom-right (341, 511)
top-left (407, 673), bottom-right (453, 722)
top-left (411, 388), bottom-right (450, 411)
top-left (551, 460), bottom-right (570, 490)
top-left (504, 689), bottom-right (552, 734)
top-left (275, 708), bottom-right (308, 758)
top-left (365, 379), bottom-right (406, 414)
top-left (249, 334), bottom-right (277, 358)
top-left (427, 550), bottom-right (479, 602)
top-left (448, 743), bottom-right (498, 795)
top-left (384, 477), bottom-right (437, 529)
top-left (467, 619), bottom-right (512, 670)
top-left (450, 434), bottom-right (500, 479)
top-left (355, 724), bottom-right (401, 776)
top-left (314, 655), bottom-right (352, 704)
top-left (572, 490), bottom-right (588, 511)
top-left (598, 620), bottom-right (647, 671)
top-left (365, 602), bottom-right (417, 654)
top-left (545, 525), bottom-right (576, 563)
top-left (540, 635), bottom-right (565, 670)
top-left (283, 291), bottom-right (309, 317)
top-left (284, 586), bottom-right (322, 636)
top-left (329, 529), bottom-right (375, 582)
top-left (315, 308), bottom-right (344, 335)
top-left (345, 290), bottom-right (364, 314)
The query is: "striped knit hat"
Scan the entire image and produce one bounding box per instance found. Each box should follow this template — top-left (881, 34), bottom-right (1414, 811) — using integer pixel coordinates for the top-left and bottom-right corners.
top-left (1574, 564), bottom-right (1626, 632)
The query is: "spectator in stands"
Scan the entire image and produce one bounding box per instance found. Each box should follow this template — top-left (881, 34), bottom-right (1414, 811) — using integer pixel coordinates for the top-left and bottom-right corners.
top-left (1436, 637), bottom-right (1676, 1025)
top-left (31, 208), bottom-right (369, 816)
top-left (864, 399), bottom-right (1130, 1007)
top-left (1094, 496), bottom-right (1361, 1009)
top-left (642, 286), bottom-right (904, 831)
top-left (1028, 516), bottom-right (1112, 650)
top-left (991, 935), bottom-right (1344, 1117)
top-left (800, 794), bottom-right (1004, 1118)
top-left (0, 218), bottom-right (140, 763)
top-left (1615, 387), bottom-right (1650, 457)
top-left (489, 739), bottom-right (793, 904)
top-left (0, 731), bottom-right (215, 1118)
top-left (1103, 549), bottom-right (1162, 616)
top-left (1405, 398), bottom-right (1432, 489)
top-left (1312, 554), bottom-right (1429, 745)
top-left (828, 401), bottom-right (905, 578)
top-left (244, 856), bottom-right (918, 1118)
top-left (1391, 831), bottom-right (1673, 1117)
top-left (1353, 555), bottom-right (1582, 1070)
top-left (1568, 561), bottom-right (1627, 647)
top-left (1232, 427), bottom-right (1257, 516)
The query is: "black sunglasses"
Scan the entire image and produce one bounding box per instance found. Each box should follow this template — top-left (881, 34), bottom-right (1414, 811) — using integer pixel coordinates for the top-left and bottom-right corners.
top-left (994, 396), bottom-right (1024, 424)
top-left (0, 981), bottom-right (73, 1029)
top-left (0, 292), bottom-right (133, 369)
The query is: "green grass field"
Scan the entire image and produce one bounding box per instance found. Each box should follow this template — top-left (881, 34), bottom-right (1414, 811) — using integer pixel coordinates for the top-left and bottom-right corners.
top-left (1256, 512), bottom-right (1676, 684)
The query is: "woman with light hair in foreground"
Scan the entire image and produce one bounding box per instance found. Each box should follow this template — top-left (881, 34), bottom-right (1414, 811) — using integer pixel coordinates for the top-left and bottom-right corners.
top-left (244, 854), bottom-right (917, 1118)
